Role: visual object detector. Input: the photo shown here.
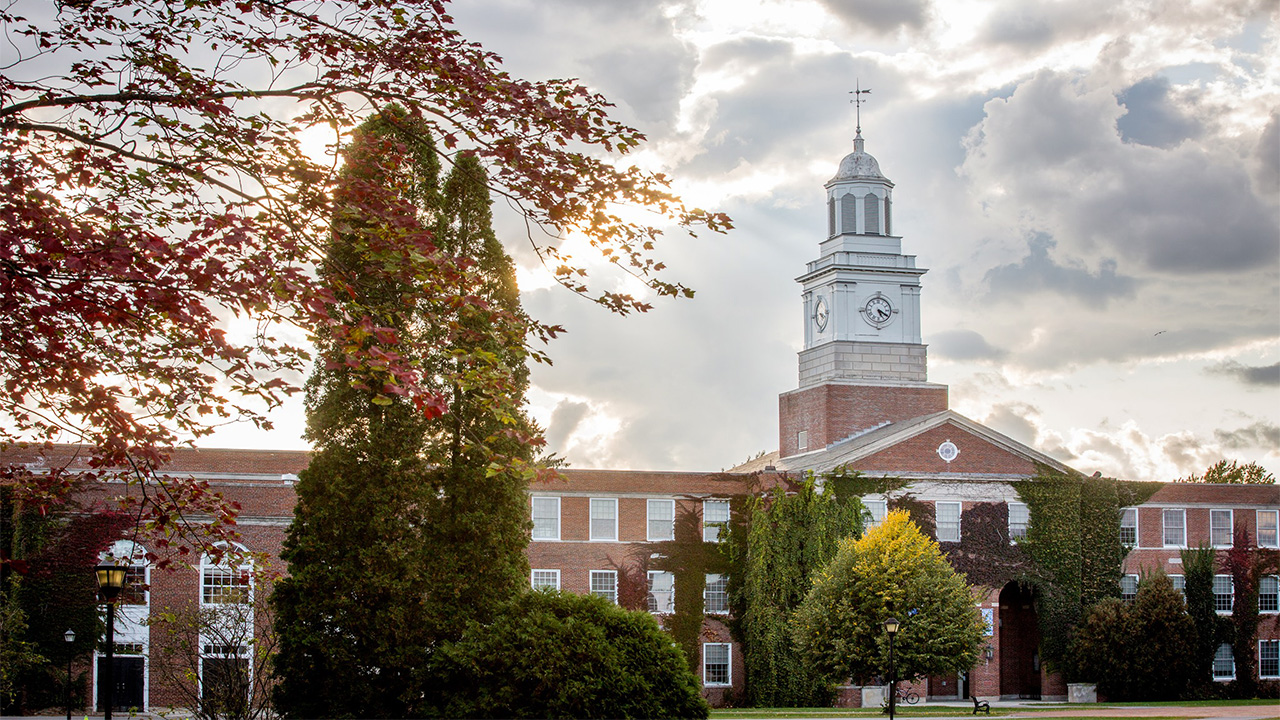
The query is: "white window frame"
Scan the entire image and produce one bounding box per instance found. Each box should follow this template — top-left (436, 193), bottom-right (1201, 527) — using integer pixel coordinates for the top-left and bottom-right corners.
top-left (647, 570), bottom-right (675, 614)
top-left (531, 496), bottom-right (560, 541)
top-left (531, 569), bottom-right (560, 591)
top-left (1213, 574), bottom-right (1234, 613)
top-left (1120, 507), bottom-right (1138, 546)
top-left (936, 501), bottom-right (961, 542)
top-left (1162, 508), bottom-right (1186, 548)
top-left (797, 430), bottom-right (808, 452)
top-left (1212, 643), bottom-right (1235, 681)
top-left (590, 498), bottom-right (618, 541)
top-left (1258, 510), bottom-right (1279, 549)
top-left (1008, 501), bottom-right (1029, 543)
top-left (590, 570), bottom-right (617, 604)
top-left (704, 573), bottom-right (729, 615)
top-left (1170, 574), bottom-right (1185, 598)
top-left (863, 499), bottom-right (887, 529)
top-left (703, 499), bottom-right (730, 543)
top-left (1120, 574), bottom-right (1138, 602)
top-left (1259, 575), bottom-right (1278, 614)
top-left (1260, 639), bottom-right (1279, 679)
top-left (200, 543), bottom-right (252, 607)
top-left (1210, 509), bottom-right (1233, 548)
top-left (647, 498), bottom-right (675, 541)
top-left (703, 642), bottom-right (732, 687)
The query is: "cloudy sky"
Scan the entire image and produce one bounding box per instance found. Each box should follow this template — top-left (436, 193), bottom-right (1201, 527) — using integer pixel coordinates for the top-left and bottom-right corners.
top-left (218, 0), bottom-right (1279, 482)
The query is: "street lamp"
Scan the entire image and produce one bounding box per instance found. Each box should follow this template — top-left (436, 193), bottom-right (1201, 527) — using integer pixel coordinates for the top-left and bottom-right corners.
top-left (880, 614), bottom-right (901, 720)
top-left (95, 564), bottom-right (126, 720)
top-left (64, 629), bottom-right (75, 720)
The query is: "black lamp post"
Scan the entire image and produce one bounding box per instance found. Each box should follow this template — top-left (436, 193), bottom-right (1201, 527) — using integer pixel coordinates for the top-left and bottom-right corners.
top-left (95, 564), bottom-right (126, 720)
top-left (64, 629), bottom-right (75, 720)
top-left (880, 614), bottom-right (901, 717)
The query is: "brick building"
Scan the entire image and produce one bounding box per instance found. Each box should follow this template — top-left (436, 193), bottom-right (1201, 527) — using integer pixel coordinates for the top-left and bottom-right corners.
top-left (8, 131), bottom-right (1278, 711)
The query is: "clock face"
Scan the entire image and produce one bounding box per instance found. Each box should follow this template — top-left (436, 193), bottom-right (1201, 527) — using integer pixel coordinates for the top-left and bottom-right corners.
top-left (863, 295), bottom-right (893, 327)
top-left (814, 296), bottom-right (829, 332)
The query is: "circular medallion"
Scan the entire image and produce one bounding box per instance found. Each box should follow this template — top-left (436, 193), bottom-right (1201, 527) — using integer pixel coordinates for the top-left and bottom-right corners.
top-left (862, 295), bottom-right (894, 328)
top-left (814, 296), bottom-right (829, 332)
top-left (937, 440), bottom-right (959, 464)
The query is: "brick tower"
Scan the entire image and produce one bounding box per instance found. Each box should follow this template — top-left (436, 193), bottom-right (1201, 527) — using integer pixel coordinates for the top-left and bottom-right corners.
top-left (778, 129), bottom-right (948, 458)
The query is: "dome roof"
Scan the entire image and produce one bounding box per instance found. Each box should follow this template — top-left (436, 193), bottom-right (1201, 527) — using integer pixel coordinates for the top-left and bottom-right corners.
top-left (830, 135), bottom-right (886, 182)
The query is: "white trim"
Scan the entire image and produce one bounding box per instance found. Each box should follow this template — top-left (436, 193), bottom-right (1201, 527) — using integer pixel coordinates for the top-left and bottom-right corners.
top-left (1258, 509), bottom-right (1279, 549)
top-left (531, 496), bottom-right (561, 541)
top-left (1259, 639), bottom-right (1279, 679)
top-left (1209, 508), bottom-right (1233, 549)
top-left (702, 642), bottom-right (732, 687)
top-left (590, 570), bottom-right (618, 604)
top-left (1162, 508), bottom-right (1186, 548)
top-left (703, 499), bottom-right (730, 543)
top-left (1213, 574), bottom-right (1234, 614)
top-left (647, 498), bottom-right (675, 541)
top-left (1120, 574), bottom-right (1139, 602)
top-left (1212, 643), bottom-right (1235, 681)
top-left (1259, 575), bottom-right (1278, 614)
top-left (704, 573), bottom-right (729, 615)
top-left (936, 501), bottom-right (961, 542)
top-left (531, 569), bottom-right (560, 591)
top-left (589, 497), bottom-right (618, 541)
top-left (1120, 507), bottom-right (1138, 548)
top-left (647, 570), bottom-right (675, 614)
top-left (1007, 501), bottom-right (1028, 543)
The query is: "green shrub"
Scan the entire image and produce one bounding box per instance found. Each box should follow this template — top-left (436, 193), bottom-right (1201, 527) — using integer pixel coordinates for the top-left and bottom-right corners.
top-left (1070, 573), bottom-right (1197, 700)
top-left (425, 590), bottom-right (710, 719)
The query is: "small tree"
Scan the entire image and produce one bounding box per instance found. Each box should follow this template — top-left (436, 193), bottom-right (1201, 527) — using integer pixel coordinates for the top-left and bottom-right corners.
top-left (792, 510), bottom-right (983, 684)
top-left (148, 598), bottom-right (276, 720)
top-left (1181, 544), bottom-right (1225, 688)
top-left (1070, 573), bottom-right (1197, 700)
top-left (1177, 460), bottom-right (1275, 485)
top-left (426, 590), bottom-right (709, 719)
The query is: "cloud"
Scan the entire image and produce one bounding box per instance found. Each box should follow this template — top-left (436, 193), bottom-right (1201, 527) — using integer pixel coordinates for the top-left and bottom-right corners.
top-left (930, 329), bottom-right (1007, 362)
top-left (980, 402), bottom-right (1040, 446)
top-left (816, 0), bottom-right (931, 34)
top-left (983, 233), bottom-right (1138, 308)
top-left (1116, 76), bottom-right (1203, 149)
top-left (1214, 421), bottom-right (1280, 450)
top-left (962, 70), bottom-right (1279, 275)
top-left (980, 0), bottom-right (1118, 50)
top-left (543, 400), bottom-right (591, 455)
top-left (1206, 360), bottom-right (1280, 387)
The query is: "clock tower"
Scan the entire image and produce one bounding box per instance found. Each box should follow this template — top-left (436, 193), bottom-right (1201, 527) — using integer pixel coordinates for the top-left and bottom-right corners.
top-left (779, 129), bottom-right (948, 458)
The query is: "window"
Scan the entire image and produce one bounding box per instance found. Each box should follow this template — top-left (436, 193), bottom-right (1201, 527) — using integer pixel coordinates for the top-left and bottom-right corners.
top-left (936, 502), bottom-right (961, 542)
top-left (863, 193), bottom-right (880, 235)
top-left (797, 430), bottom-right (808, 452)
top-left (120, 565), bottom-right (148, 606)
top-left (1120, 574), bottom-right (1138, 602)
top-left (1120, 508), bottom-right (1137, 545)
top-left (705, 574), bottom-right (729, 614)
top-left (531, 497), bottom-right (560, 540)
top-left (827, 199), bottom-right (836, 237)
top-left (648, 499), bottom-right (675, 541)
top-left (531, 569), bottom-right (560, 591)
top-left (1210, 509), bottom-right (1233, 548)
top-left (202, 653), bottom-right (250, 716)
top-left (590, 498), bottom-right (617, 541)
top-left (863, 500), bottom-right (886, 529)
top-left (1259, 575), bottom-right (1278, 613)
top-left (1170, 574), bottom-right (1185, 598)
top-left (840, 194), bottom-right (856, 235)
top-left (1259, 510), bottom-right (1279, 548)
top-left (703, 500), bottom-right (730, 543)
top-left (703, 643), bottom-right (731, 686)
top-left (590, 570), bottom-right (617, 604)
top-left (1214, 575), bottom-right (1234, 613)
top-left (202, 568), bottom-right (249, 605)
top-left (1261, 639), bottom-right (1279, 679)
top-left (647, 571), bottom-right (674, 614)
top-left (1008, 502), bottom-right (1029, 542)
top-left (884, 196), bottom-right (892, 235)
top-left (1163, 509), bottom-right (1185, 547)
top-left (1212, 643), bottom-right (1235, 680)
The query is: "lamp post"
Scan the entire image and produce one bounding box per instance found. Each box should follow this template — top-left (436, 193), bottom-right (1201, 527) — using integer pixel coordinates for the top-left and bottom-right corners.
top-left (880, 614), bottom-right (901, 717)
top-left (64, 629), bottom-right (75, 720)
top-left (95, 564), bottom-right (126, 720)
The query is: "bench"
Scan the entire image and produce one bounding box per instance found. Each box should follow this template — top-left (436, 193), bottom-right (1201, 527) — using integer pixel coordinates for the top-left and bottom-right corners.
top-left (972, 697), bottom-right (991, 715)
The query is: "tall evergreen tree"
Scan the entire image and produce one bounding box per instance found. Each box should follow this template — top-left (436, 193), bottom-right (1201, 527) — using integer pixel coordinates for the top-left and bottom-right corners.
top-left (271, 110), bottom-right (538, 718)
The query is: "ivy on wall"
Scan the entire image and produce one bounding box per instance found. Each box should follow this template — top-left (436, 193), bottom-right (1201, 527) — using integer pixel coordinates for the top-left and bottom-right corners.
top-left (1180, 543), bottom-right (1224, 687)
top-left (943, 501), bottom-right (1029, 590)
top-left (1015, 467), bottom-right (1162, 673)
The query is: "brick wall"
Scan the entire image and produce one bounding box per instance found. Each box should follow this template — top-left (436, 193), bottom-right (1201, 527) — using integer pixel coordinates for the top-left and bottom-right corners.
top-left (851, 424), bottom-right (1037, 476)
top-left (779, 382), bottom-right (948, 457)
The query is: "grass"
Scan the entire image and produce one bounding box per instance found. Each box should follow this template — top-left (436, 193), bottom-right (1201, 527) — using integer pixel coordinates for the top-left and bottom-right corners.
top-left (712, 710), bottom-right (1014, 718)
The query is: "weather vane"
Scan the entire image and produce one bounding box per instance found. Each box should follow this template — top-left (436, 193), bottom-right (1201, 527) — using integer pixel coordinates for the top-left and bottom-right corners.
top-left (849, 80), bottom-right (871, 136)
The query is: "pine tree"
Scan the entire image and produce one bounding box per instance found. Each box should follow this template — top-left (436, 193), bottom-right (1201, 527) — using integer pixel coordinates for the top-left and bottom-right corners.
top-left (271, 110), bottom-right (538, 718)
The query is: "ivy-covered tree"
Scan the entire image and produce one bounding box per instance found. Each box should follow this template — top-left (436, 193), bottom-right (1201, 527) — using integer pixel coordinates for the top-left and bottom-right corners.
top-left (1070, 573), bottom-right (1197, 701)
top-left (793, 510), bottom-right (983, 688)
top-left (270, 110), bottom-right (538, 718)
top-left (1180, 544), bottom-right (1225, 690)
top-left (726, 475), bottom-right (863, 707)
top-left (1223, 524), bottom-right (1280, 696)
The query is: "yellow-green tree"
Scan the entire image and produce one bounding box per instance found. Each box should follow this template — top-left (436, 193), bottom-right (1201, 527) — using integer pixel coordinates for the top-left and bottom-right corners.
top-left (793, 510), bottom-right (984, 683)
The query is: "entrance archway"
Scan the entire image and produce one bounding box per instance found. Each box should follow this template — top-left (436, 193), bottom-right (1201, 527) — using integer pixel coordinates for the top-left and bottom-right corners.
top-left (997, 582), bottom-right (1041, 699)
